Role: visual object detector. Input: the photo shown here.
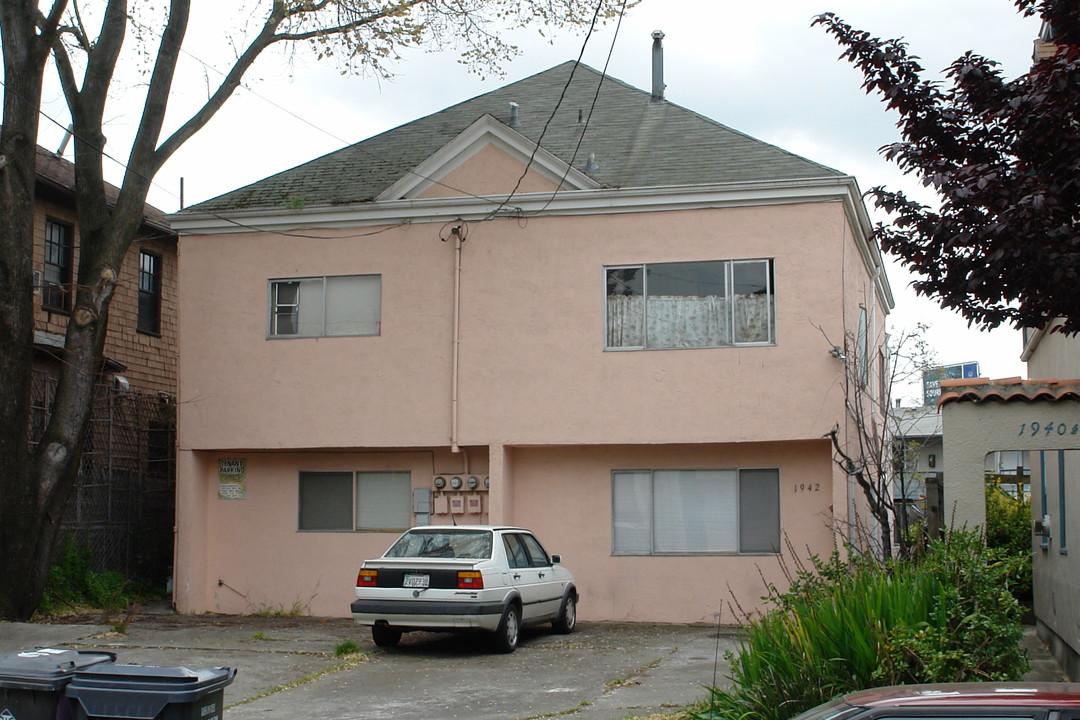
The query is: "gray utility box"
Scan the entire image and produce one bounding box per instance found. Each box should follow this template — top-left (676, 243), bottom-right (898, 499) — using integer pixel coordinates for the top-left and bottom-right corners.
top-left (0, 648), bottom-right (116, 720)
top-left (65, 665), bottom-right (235, 720)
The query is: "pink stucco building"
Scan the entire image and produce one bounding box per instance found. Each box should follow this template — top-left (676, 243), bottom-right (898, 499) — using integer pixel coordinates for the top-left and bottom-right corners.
top-left (168, 56), bottom-right (893, 622)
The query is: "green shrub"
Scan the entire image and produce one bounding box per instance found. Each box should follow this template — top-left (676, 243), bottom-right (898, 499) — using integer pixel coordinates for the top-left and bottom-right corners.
top-left (986, 484), bottom-right (1032, 552)
top-left (692, 530), bottom-right (1029, 720)
top-left (985, 482), bottom-right (1033, 600)
top-left (37, 536), bottom-right (160, 617)
top-left (877, 531), bottom-right (1029, 684)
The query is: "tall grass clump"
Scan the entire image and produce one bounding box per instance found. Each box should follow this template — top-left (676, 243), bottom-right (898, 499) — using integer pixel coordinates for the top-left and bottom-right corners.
top-left (692, 530), bottom-right (1029, 720)
top-left (37, 536), bottom-right (160, 617)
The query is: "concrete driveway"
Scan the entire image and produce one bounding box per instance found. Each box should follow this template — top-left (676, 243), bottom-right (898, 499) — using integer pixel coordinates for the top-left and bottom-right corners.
top-left (0, 611), bottom-right (738, 720)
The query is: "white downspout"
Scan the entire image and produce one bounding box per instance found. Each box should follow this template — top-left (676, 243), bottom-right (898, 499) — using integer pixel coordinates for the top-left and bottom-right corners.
top-left (451, 227), bottom-right (463, 453)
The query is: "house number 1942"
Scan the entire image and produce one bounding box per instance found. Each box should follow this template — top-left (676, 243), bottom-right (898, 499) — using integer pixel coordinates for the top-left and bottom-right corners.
top-left (1018, 421), bottom-right (1080, 437)
top-left (794, 483), bottom-right (821, 493)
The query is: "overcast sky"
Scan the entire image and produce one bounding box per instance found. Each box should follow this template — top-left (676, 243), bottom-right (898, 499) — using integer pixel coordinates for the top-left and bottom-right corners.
top-left (33, 0), bottom-right (1045, 402)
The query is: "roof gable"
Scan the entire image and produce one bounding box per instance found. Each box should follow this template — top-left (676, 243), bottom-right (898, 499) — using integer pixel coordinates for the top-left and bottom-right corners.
top-left (379, 114), bottom-right (600, 201)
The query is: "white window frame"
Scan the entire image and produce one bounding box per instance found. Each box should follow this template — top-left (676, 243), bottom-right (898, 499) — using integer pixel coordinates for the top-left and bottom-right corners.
top-left (604, 259), bottom-right (775, 351)
top-left (297, 470), bottom-right (411, 532)
top-left (611, 468), bottom-right (780, 555)
top-left (268, 274), bottom-right (381, 339)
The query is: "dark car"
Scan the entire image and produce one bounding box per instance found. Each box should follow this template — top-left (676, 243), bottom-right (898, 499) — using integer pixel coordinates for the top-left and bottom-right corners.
top-left (793, 683), bottom-right (1080, 720)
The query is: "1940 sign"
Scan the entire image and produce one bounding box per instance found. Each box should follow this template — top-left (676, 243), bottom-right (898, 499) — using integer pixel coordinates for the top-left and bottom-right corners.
top-left (1018, 421), bottom-right (1080, 437)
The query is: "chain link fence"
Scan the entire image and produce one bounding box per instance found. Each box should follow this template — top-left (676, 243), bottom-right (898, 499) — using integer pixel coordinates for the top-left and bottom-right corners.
top-left (31, 370), bottom-right (176, 586)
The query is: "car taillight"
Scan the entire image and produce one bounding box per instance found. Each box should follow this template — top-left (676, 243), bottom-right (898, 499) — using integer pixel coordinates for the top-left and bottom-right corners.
top-left (457, 571), bottom-right (484, 590)
top-left (357, 569), bottom-right (378, 587)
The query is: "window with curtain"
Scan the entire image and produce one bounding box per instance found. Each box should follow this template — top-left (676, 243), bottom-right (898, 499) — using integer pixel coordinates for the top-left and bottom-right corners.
top-left (298, 470), bottom-right (410, 531)
top-left (605, 259), bottom-right (774, 350)
top-left (612, 468), bottom-right (780, 554)
top-left (269, 274), bottom-right (381, 338)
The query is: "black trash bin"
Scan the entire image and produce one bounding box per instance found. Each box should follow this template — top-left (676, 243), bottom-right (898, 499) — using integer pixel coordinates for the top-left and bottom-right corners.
top-left (65, 665), bottom-right (235, 720)
top-left (0, 648), bottom-right (116, 720)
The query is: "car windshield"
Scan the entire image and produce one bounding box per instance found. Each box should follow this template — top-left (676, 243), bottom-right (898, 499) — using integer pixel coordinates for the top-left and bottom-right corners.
top-left (385, 530), bottom-right (493, 559)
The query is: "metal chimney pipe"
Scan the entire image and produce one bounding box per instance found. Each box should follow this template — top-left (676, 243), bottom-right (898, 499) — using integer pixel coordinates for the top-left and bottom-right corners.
top-left (509, 102), bottom-right (521, 128)
top-left (651, 30), bottom-right (666, 103)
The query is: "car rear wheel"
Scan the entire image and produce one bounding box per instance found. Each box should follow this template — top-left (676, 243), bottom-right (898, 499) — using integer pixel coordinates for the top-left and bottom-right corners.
top-left (552, 593), bottom-right (577, 634)
top-left (372, 625), bottom-right (402, 648)
top-left (492, 603), bottom-right (521, 653)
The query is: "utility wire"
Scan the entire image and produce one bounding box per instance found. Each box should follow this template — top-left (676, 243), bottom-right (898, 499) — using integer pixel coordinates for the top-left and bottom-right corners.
top-left (532, 0), bottom-right (629, 216)
top-left (5, 0), bottom-right (631, 238)
top-left (482, 0), bottom-right (617, 221)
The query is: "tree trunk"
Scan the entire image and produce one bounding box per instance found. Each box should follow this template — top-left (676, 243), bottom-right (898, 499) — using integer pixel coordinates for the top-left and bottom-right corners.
top-left (0, 0), bottom-right (63, 620)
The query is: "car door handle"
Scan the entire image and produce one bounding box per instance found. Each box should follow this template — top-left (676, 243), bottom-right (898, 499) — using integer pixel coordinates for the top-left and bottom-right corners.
top-left (538, 572), bottom-right (545, 578)
top-left (513, 573), bottom-right (521, 580)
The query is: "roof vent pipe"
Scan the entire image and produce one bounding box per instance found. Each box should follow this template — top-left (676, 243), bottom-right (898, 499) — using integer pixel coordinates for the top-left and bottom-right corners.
top-left (509, 102), bottom-right (521, 128)
top-left (651, 30), bottom-right (666, 103)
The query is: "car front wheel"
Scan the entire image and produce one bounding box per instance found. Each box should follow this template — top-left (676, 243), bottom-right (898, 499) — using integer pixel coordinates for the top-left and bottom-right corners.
top-left (372, 625), bottom-right (402, 648)
top-left (552, 593), bottom-right (577, 634)
top-left (492, 603), bottom-right (521, 653)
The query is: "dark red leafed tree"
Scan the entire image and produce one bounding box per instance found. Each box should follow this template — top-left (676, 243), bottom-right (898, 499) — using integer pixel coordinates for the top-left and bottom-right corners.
top-left (814, 0), bottom-right (1080, 335)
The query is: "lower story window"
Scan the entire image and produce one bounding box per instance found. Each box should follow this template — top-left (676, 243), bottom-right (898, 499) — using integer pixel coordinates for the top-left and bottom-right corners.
top-left (298, 471), bottom-right (410, 531)
top-left (612, 468), bottom-right (780, 554)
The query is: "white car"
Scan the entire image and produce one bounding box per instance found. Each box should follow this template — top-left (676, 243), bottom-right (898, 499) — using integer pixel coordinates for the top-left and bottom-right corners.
top-left (350, 525), bottom-right (578, 652)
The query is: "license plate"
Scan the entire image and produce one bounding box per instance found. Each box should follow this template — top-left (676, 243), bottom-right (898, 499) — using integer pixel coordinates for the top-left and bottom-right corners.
top-left (403, 574), bottom-right (429, 588)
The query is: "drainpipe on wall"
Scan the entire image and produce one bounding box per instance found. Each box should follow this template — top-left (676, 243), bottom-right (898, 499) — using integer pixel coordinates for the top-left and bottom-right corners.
top-left (450, 226), bottom-right (463, 453)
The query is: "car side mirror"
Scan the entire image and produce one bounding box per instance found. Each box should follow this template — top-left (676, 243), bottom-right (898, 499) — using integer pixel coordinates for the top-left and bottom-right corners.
top-left (551, 554), bottom-right (562, 564)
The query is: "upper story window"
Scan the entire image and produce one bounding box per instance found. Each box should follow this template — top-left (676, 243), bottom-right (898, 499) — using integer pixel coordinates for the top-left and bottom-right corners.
top-left (269, 274), bottom-right (381, 338)
top-left (138, 250), bottom-right (162, 335)
top-left (43, 219), bottom-right (74, 312)
top-left (605, 259), bottom-right (774, 350)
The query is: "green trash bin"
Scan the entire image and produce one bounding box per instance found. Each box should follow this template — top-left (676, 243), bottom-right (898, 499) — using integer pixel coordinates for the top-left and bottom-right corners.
top-left (65, 665), bottom-right (235, 720)
top-left (0, 648), bottom-right (117, 720)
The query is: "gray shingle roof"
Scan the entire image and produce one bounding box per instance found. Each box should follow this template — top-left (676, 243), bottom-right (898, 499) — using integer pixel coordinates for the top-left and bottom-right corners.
top-left (183, 61), bottom-right (844, 214)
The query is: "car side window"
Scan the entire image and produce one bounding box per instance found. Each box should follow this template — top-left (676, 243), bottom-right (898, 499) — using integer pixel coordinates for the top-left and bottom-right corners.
top-left (503, 534), bottom-right (530, 569)
top-left (878, 716), bottom-right (1038, 720)
top-left (520, 533), bottom-right (551, 568)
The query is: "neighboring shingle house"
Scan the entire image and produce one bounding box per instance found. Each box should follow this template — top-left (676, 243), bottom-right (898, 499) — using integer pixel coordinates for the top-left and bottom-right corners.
top-left (168, 55), bottom-right (894, 622)
top-left (29, 143), bottom-right (179, 582)
top-left (32, 145), bottom-right (178, 395)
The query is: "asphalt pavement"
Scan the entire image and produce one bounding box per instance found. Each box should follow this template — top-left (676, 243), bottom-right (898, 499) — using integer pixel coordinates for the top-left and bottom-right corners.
top-left (0, 607), bottom-right (1068, 720)
top-left (0, 607), bottom-right (737, 720)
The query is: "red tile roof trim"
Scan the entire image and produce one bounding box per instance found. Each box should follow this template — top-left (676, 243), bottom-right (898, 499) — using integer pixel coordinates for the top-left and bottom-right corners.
top-left (938, 378), bottom-right (1080, 407)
